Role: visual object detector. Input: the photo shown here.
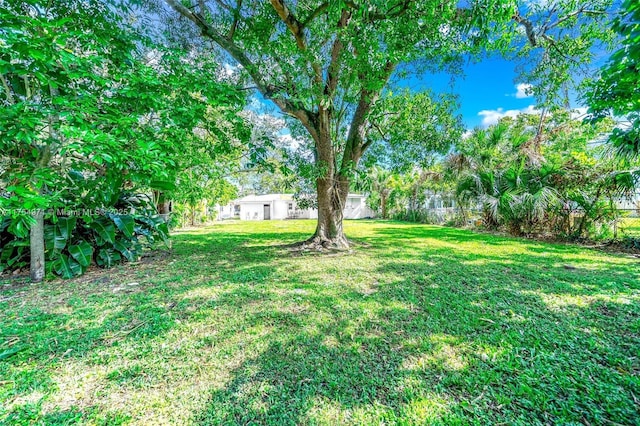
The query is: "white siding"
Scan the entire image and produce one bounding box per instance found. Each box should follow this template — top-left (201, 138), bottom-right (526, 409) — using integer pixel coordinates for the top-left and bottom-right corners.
top-left (344, 196), bottom-right (375, 219)
top-left (273, 200), bottom-right (289, 220)
top-left (240, 203), bottom-right (266, 220)
top-left (234, 194), bottom-right (321, 220)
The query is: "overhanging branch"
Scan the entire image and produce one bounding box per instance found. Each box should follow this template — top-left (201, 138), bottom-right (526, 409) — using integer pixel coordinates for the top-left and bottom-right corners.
top-left (269, 0), bottom-right (323, 85)
top-left (302, 2), bottom-right (329, 27)
top-left (164, 0), bottom-right (317, 138)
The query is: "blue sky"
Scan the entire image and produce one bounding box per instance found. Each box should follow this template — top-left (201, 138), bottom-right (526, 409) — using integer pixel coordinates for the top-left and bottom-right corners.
top-left (250, 55), bottom-right (542, 134)
top-left (400, 56), bottom-right (539, 130)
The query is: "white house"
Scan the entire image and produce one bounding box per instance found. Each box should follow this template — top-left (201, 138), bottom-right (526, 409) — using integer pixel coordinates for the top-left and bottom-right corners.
top-left (218, 193), bottom-right (375, 220)
top-left (217, 202), bottom-right (239, 220)
top-left (234, 194), bottom-right (311, 221)
top-left (343, 193), bottom-right (376, 219)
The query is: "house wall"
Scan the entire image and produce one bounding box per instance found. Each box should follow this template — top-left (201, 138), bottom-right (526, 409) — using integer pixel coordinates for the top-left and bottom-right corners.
top-left (235, 195), bottom-right (322, 220)
top-left (273, 200), bottom-right (289, 220)
top-left (239, 200), bottom-right (295, 220)
top-left (216, 203), bottom-right (237, 220)
top-left (293, 208), bottom-right (318, 219)
top-left (286, 201), bottom-right (318, 219)
top-left (344, 196), bottom-right (375, 219)
top-left (240, 202), bottom-right (268, 220)
top-left (223, 197), bottom-right (373, 221)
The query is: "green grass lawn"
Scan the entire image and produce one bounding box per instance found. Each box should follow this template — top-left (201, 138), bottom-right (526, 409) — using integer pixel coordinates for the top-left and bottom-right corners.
top-left (1, 220), bottom-right (639, 425)
top-left (622, 217), bottom-right (640, 237)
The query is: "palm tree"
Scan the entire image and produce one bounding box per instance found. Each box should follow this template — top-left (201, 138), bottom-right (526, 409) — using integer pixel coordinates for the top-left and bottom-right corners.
top-left (367, 166), bottom-right (395, 219)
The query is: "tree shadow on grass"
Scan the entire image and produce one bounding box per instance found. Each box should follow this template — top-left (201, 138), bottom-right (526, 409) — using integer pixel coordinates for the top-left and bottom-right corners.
top-left (194, 294), bottom-right (470, 425)
top-left (366, 225), bottom-right (640, 289)
top-left (0, 229), bottom-right (300, 423)
top-left (372, 253), bottom-right (640, 424)
top-left (193, 226), bottom-right (639, 425)
top-left (2, 222), bottom-right (638, 424)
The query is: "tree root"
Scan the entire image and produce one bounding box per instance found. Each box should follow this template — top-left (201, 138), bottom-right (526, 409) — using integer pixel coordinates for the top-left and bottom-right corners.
top-left (285, 235), bottom-right (352, 253)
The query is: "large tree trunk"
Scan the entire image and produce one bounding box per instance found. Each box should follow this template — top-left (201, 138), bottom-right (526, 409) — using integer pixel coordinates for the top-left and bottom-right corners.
top-left (305, 115), bottom-right (351, 249)
top-left (30, 210), bottom-right (45, 282)
top-left (163, 0), bottom-right (394, 250)
top-left (309, 175), bottom-right (350, 248)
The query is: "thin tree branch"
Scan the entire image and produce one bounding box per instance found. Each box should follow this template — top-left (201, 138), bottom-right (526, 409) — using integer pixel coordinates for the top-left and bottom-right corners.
top-left (269, 0), bottom-right (306, 50)
top-left (513, 11), bottom-right (537, 46)
top-left (198, 0), bottom-right (210, 15)
top-left (541, 34), bottom-right (583, 66)
top-left (541, 8), bottom-right (604, 34)
top-left (164, 0), bottom-right (317, 138)
top-left (371, 122), bottom-right (389, 142)
top-left (269, 0), bottom-right (323, 85)
top-left (228, 0), bottom-right (242, 39)
top-left (0, 74), bottom-right (15, 105)
top-left (324, 9), bottom-right (350, 100)
top-left (341, 61), bottom-right (396, 171)
top-left (211, 0), bottom-right (233, 12)
top-left (343, 0), bottom-right (414, 22)
top-left (515, 6), bottom-right (606, 48)
top-left (302, 2), bottom-right (329, 27)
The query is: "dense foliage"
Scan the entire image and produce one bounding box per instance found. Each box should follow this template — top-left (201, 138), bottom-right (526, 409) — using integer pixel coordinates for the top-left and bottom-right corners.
top-left (507, 0), bottom-right (617, 109)
top-left (364, 110), bottom-right (638, 241)
top-left (0, 0), bottom-right (249, 277)
top-left (161, 0), bottom-right (518, 247)
top-left (585, 0), bottom-right (640, 157)
top-left (1, 0), bottom-right (637, 278)
top-left (355, 0), bottom-right (638, 240)
top-left (452, 111), bottom-right (637, 238)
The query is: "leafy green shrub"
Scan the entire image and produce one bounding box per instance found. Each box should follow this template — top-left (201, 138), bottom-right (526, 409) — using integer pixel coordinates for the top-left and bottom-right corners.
top-left (0, 217), bottom-right (31, 272)
top-left (450, 111), bottom-right (638, 240)
top-left (620, 235), bottom-right (640, 250)
top-left (0, 198), bottom-right (169, 278)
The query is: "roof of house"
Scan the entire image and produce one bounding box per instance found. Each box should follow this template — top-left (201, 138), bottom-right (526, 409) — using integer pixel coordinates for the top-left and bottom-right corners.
top-left (236, 194), bottom-right (294, 203)
top-left (235, 193), bottom-right (366, 204)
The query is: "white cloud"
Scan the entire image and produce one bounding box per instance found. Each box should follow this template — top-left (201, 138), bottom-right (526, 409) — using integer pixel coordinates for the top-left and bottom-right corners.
top-left (278, 133), bottom-right (305, 149)
top-left (570, 107), bottom-right (588, 120)
top-left (512, 83), bottom-right (533, 99)
top-left (477, 105), bottom-right (538, 127)
top-left (223, 63), bottom-right (238, 76)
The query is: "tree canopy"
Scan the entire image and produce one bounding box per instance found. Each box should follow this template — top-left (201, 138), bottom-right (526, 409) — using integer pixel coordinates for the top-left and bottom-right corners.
top-left (585, 0), bottom-right (640, 157)
top-left (0, 0), bottom-right (252, 279)
top-left (162, 0), bottom-right (517, 247)
top-left (1, 0), bottom-right (635, 278)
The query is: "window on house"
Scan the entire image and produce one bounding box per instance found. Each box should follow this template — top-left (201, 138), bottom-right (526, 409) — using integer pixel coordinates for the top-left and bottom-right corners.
top-left (288, 203), bottom-right (293, 210)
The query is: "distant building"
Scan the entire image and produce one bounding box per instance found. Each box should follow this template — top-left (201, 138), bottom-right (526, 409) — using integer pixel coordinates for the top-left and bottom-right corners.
top-left (217, 193), bottom-right (375, 221)
top-left (342, 194), bottom-right (376, 219)
top-left (237, 194), bottom-right (313, 221)
top-left (616, 191), bottom-right (640, 217)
